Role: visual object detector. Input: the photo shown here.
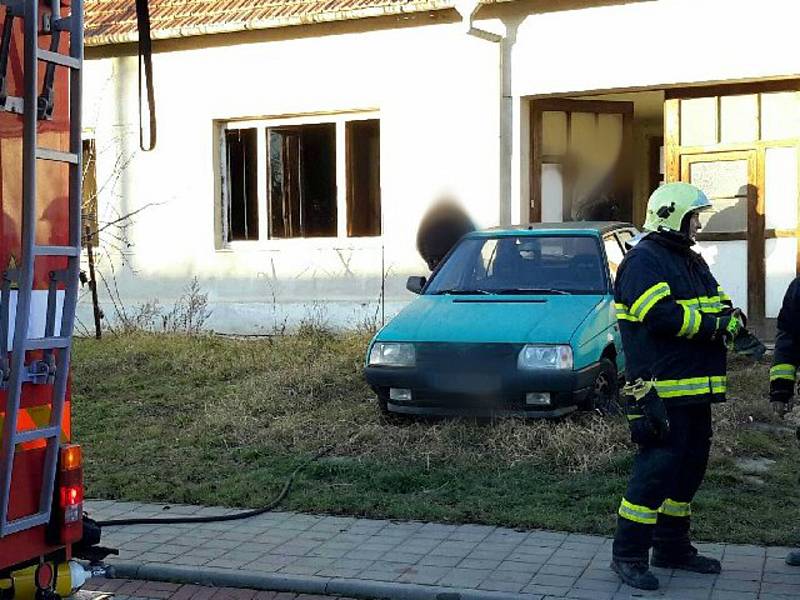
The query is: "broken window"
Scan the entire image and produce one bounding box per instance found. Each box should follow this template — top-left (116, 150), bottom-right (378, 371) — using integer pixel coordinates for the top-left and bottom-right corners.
top-left (223, 128), bottom-right (259, 241)
top-left (346, 120), bottom-right (381, 236)
top-left (81, 139), bottom-right (99, 246)
top-left (219, 115), bottom-right (380, 244)
top-left (268, 124), bottom-right (336, 238)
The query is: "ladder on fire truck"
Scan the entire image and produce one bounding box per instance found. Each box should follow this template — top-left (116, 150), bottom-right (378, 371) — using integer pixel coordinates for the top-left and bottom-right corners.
top-left (0, 0), bottom-right (83, 536)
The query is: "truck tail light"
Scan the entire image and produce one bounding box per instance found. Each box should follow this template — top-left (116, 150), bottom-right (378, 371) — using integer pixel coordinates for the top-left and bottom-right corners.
top-left (56, 444), bottom-right (84, 543)
top-left (60, 485), bottom-right (84, 523)
top-left (62, 445), bottom-right (82, 471)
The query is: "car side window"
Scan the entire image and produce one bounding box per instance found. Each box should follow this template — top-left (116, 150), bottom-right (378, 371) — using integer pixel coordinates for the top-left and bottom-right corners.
top-left (615, 229), bottom-right (635, 251)
top-left (603, 234), bottom-right (625, 283)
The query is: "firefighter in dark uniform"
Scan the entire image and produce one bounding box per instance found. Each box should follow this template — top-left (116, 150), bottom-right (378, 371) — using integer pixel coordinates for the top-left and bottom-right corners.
top-left (611, 182), bottom-right (745, 590)
top-left (769, 277), bottom-right (800, 566)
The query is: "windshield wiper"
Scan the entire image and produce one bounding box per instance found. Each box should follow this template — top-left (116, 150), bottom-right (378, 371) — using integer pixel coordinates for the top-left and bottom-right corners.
top-left (434, 289), bottom-right (492, 295)
top-left (495, 288), bottom-right (571, 295)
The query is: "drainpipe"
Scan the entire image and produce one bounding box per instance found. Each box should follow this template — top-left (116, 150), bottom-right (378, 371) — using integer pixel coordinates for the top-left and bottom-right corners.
top-left (454, 0), bottom-right (512, 226)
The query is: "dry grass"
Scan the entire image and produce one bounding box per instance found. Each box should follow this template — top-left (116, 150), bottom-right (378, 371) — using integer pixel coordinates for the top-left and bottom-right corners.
top-left (71, 331), bottom-right (800, 544)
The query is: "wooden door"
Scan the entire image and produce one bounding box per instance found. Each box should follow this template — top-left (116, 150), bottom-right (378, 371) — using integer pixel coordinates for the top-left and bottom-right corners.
top-left (681, 151), bottom-right (758, 316)
top-left (665, 82), bottom-right (800, 328)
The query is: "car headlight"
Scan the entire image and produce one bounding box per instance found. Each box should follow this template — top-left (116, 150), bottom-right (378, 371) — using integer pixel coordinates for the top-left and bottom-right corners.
top-left (517, 345), bottom-right (573, 370)
top-left (368, 342), bottom-right (416, 367)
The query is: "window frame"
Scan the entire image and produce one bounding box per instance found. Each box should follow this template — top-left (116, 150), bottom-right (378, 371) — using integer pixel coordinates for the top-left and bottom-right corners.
top-left (81, 138), bottom-right (99, 247)
top-left (217, 112), bottom-right (381, 250)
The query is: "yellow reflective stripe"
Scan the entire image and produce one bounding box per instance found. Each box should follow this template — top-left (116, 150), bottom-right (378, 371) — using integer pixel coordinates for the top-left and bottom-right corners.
top-left (630, 282), bottom-right (671, 321)
top-left (26, 406), bottom-right (69, 443)
top-left (710, 375), bottom-right (727, 394)
top-left (654, 376), bottom-right (727, 398)
top-left (718, 286), bottom-right (732, 303)
top-left (688, 308), bottom-right (702, 338)
top-left (678, 305), bottom-right (701, 338)
top-left (678, 305), bottom-right (691, 337)
top-left (677, 296), bottom-right (725, 314)
top-left (0, 407), bottom-right (69, 446)
top-left (659, 498), bottom-right (691, 518)
top-left (619, 498), bottom-right (658, 525)
top-left (771, 363), bottom-right (797, 382)
top-left (615, 303), bottom-right (639, 322)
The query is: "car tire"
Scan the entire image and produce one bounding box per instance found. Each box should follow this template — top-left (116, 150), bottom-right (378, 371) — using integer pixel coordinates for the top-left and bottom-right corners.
top-left (585, 358), bottom-right (621, 415)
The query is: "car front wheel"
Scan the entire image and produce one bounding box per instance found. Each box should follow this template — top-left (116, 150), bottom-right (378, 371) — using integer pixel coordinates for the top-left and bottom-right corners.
top-left (585, 358), bottom-right (620, 415)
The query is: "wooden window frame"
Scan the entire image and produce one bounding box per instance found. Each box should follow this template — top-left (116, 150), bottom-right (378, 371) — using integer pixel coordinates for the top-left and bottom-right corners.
top-left (81, 138), bottom-right (99, 247)
top-left (345, 119), bottom-right (382, 238)
top-left (665, 82), bottom-right (800, 328)
top-left (217, 112), bottom-right (380, 249)
top-left (648, 135), bottom-right (664, 199)
top-left (681, 150), bottom-right (761, 318)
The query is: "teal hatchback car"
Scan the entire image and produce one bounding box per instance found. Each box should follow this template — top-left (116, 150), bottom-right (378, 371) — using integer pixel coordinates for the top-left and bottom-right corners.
top-left (364, 222), bottom-right (638, 418)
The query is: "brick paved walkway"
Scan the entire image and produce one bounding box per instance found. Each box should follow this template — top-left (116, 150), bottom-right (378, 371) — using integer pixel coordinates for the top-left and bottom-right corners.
top-left (78, 579), bottom-right (355, 600)
top-left (85, 500), bottom-right (800, 600)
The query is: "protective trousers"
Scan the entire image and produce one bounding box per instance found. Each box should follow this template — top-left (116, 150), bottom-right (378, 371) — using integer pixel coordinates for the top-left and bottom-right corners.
top-left (613, 403), bottom-right (712, 563)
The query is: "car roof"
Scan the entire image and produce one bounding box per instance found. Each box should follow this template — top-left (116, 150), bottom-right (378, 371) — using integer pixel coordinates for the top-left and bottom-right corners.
top-left (471, 221), bottom-right (634, 237)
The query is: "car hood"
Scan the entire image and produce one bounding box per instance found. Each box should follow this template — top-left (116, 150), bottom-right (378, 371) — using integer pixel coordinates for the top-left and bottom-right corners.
top-left (377, 294), bottom-right (604, 344)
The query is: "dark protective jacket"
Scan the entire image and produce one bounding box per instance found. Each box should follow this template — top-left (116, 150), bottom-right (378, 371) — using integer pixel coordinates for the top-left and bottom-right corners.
top-left (770, 277), bottom-right (800, 400)
top-left (614, 232), bottom-right (731, 406)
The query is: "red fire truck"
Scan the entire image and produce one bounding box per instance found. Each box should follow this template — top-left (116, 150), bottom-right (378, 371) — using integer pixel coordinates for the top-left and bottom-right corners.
top-left (0, 0), bottom-right (115, 596)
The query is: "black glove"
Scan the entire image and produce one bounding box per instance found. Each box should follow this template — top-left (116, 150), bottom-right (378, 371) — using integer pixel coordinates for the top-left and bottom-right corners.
top-left (732, 329), bottom-right (767, 360)
top-left (623, 380), bottom-right (670, 446)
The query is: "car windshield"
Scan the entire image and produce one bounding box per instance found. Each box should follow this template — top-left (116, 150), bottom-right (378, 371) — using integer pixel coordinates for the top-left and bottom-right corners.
top-left (425, 234), bottom-right (608, 295)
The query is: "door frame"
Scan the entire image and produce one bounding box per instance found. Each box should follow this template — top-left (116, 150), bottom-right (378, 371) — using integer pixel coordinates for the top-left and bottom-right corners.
top-left (529, 98), bottom-right (633, 223)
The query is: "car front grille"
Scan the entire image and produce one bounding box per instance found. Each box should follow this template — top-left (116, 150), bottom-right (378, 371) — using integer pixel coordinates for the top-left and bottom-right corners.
top-left (413, 342), bottom-right (522, 401)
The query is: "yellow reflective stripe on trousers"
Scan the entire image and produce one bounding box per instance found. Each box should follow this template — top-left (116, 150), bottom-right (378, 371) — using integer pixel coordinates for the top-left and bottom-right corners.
top-left (710, 375), bottom-right (727, 394)
top-left (630, 282), bottom-right (671, 322)
top-left (654, 376), bottom-right (727, 398)
top-left (615, 303), bottom-right (639, 322)
top-left (678, 305), bottom-right (701, 338)
top-left (659, 498), bottom-right (691, 518)
top-left (619, 498), bottom-right (658, 525)
top-left (770, 363), bottom-right (797, 381)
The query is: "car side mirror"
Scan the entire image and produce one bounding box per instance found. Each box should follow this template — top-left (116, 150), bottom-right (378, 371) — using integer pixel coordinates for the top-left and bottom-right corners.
top-left (406, 276), bottom-right (426, 294)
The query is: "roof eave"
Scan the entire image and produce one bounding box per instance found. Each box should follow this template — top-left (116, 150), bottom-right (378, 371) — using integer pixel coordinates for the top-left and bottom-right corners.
top-left (85, 0), bottom-right (457, 47)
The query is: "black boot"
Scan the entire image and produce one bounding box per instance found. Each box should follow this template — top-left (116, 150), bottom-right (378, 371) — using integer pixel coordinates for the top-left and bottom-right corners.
top-left (651, 550), bottom-right (721, 574)
top-left (611, 559), bottom-right (660, 590)
top-left (786, 550), bottom-right (800, 566)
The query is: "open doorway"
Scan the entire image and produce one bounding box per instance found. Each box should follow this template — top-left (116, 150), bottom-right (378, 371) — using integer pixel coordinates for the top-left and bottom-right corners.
top-left (528, 82), bottom-right (800, 330)
top-left (530, 90), bottom-right (665, 227)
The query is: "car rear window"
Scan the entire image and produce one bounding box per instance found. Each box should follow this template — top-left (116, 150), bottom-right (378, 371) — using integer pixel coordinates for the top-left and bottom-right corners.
top-left (426, 235), bottom-right (608, 295)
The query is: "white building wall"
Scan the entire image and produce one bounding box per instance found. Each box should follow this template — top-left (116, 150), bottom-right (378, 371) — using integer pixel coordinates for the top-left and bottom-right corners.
top-left (83, 0), bottom-right (800, 333)
top-left (497, 0), bottom-right (800, 226)
top-left (83, 22), bottom-right (502, 333)
top-left (505, 0), bottom-right (800, 97)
